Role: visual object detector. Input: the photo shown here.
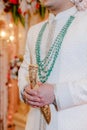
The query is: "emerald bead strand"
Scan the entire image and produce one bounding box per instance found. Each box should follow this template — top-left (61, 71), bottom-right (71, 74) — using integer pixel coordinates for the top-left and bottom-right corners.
top-left (35, 16), bottom-right (75, 83)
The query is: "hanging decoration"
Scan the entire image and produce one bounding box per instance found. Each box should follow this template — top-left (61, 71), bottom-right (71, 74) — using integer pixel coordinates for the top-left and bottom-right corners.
top-left (19, 0), bottom-right (46, 18)
top-left (2, 0), bottom-right (25, 26)
top-left (9, 55), bottom-right (23, 80)
top-left (2, 0), bottom-right (46, 26)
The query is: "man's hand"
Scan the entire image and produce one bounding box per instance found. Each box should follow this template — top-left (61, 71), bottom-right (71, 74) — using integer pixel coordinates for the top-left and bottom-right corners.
top-left (23, 83), bottom-right (55, 108)
top-left (23, 85), bottom-right (41, 108)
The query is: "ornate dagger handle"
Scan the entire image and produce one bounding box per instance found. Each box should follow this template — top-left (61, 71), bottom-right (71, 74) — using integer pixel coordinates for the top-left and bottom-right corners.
top-left (29, 65), bottom-right (38, 89)
top-left (29, 64), bottom-right (51, 124)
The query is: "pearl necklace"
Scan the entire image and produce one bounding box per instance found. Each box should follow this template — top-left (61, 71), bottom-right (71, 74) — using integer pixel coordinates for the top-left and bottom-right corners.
top-left (35, 16), bottom-right (75, 83)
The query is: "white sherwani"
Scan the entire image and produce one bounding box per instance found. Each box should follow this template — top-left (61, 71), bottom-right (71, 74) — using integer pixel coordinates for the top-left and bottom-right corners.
top-left (18, 6), bottom-right (87, 130)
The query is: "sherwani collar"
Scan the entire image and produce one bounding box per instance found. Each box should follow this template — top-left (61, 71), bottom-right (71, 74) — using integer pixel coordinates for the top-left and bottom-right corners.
top-left (48, 6), bottom-right (78, 24)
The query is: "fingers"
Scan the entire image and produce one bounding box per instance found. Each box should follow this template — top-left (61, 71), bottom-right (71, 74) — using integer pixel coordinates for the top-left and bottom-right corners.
top-left (26, 89), bottom-right (38, 96)
top-left (23, 90), bottom-right (45, 107)
top-left (23, 82), bottom-right (54, 107)
top-left (23, 90), bottom-right (40, 102)
top-left (27, 100), bottom-right (44, 107)
top-left (25, 86), bottom-right (38, 95)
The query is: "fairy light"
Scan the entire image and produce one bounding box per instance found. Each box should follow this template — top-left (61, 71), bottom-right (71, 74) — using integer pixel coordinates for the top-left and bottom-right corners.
top-left (9, 35), bottom-right (14, 42)
top-left (0, 30), bottom-right (6, 38)
top-left (9, 23), bottom-right (13, 28)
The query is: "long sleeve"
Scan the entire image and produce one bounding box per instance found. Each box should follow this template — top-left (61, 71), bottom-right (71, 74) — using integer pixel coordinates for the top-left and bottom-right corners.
top-left (18, 21), bottom-right (48, 101)
top-left (54, 77), bottom-right (87, 110)
top-left (18, 28), bottom-right (32, 101)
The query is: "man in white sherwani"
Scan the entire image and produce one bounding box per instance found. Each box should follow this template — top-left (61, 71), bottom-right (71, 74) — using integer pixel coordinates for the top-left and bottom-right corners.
top-left (18, 0), bottom-right (87, 130)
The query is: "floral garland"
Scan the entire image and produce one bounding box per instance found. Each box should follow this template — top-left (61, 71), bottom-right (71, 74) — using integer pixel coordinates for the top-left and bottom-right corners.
top-left (71, 0), bottom-right (87, 10)
top-left (8, 56), bottom-right (23, 80)
top-left (2, 0), bottom-right (25, 26)
top-left (2, 0), bottom-right (46, 26)
top-left (19, 0), bottom-right (46, 18)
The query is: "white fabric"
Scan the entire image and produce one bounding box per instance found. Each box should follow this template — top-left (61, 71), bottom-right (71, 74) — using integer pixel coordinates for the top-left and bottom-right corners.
top-left (18, 6), bottom-right (87, 130)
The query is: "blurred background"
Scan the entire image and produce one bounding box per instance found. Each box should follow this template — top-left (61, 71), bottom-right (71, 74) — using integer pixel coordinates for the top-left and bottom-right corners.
top-left (0, 0), bottom-right (48, 130)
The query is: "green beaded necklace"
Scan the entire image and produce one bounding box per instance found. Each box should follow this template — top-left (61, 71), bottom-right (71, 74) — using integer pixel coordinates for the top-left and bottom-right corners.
top-left (35, 16), bottom-right (75, 83)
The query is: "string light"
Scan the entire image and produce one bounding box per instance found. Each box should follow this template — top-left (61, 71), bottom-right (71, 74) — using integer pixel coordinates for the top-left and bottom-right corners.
top-left (0, 30), bottom-right (6, 38)
top-left (9, 35), bottom-right (14, 42)
top-left (9, 23), bottom-right (13, 28)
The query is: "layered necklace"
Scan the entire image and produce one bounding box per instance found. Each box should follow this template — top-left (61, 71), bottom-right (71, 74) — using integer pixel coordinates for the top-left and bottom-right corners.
top-left (35, 15), bottom-right (75, 83)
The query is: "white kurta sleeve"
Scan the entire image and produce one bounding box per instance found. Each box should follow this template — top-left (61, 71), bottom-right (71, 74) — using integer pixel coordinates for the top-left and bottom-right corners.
top-left (18, 28), bottom-right (32, 101)
top-left (54, 78), bottom-right (87, 110)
